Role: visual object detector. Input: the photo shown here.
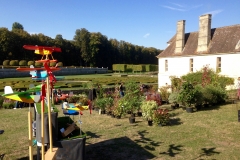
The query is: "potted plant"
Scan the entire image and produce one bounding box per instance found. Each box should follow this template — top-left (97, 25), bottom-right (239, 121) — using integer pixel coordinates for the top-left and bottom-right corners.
top-left (105, 97), bottom-right (114, 115)
top-left (177, 82), bottom-right (200, 113)
top-left (168, 92), bottom-right (179, 109)
top-left (95, 98), bottom-right (106, 114)
top-left (140, 100), bottom-right (158, 126)
top-left (152, 108), bottom-right (170, 126)
top-left (112, 105), bottom-right (123, 119)
top-left (118, 81), bottom-right (142, 123)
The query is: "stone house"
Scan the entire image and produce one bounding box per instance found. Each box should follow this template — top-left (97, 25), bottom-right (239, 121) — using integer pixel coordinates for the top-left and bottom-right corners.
top-left (157, 14), bottom-right (240, 88)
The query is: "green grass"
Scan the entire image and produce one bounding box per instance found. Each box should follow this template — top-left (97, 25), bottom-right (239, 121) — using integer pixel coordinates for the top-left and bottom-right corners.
top-left (0, 73), bottom-right (158, 94)
top-left (1, 102), bottom-right (240, 159)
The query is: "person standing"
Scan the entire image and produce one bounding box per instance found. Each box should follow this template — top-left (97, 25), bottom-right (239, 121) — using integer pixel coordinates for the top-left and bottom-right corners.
top-left (119, 83), bottom-right (124, 97)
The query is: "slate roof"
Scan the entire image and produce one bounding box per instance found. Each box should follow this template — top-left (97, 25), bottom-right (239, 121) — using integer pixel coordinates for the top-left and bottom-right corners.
top-left (157, 24), bottom-right (240, 58)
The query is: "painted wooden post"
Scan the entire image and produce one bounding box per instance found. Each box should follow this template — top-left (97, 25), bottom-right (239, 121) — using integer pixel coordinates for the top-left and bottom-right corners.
top-left (47, 77), bottom-right (53, 152)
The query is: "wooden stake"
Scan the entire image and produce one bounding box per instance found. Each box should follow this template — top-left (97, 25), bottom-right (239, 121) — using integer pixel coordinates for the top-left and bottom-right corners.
top-left (41, 93), bottom-right (45, 160)
top-left (47, 77), bottom-right (53, 152)
top-left (28, 111), bottom-right (33, 160)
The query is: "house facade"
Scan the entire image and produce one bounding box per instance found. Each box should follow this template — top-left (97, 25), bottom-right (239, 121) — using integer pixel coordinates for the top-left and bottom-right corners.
top-left (157, 14), bottom-right (240, 88)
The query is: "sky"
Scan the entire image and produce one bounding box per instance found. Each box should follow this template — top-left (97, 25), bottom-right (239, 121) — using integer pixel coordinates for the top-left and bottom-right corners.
top-left (0, 0), bottom-right (239, 50)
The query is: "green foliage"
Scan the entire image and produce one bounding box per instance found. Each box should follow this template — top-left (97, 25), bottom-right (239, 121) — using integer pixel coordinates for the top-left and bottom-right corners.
top-left (133, 65), bottom-right (143, 72)
top-left (0, 96), bottom-right (4, 108)
top-left (9, 60), bottom-right (18, 66)
top-left (27, 61), bottom-right (34, 66)
top-left (95, 97), bottom-right (107, 110)
top-left (50, 62), bottom-right (57, 67)
top-left (140, 100), bottom-right (158, 121)
top-left (168, 92), bottom-right (179, 104)
top-left (202, 84), bottom-right (227, 105)
top-left (57, 62), bottom-right (63, 67)
top-left (35, 62), bottom-right (42, 67)
top-left (12, 22), bottom-right (24, 30)
top-left (119, 81), bottom-right (143, 114)
top-left (178, 82), bottom-right (201, 107)
top-left (3, 60), bottom-right (10, 66)
top-left (19, 60), bottom-right (27, 66)
top-left (181, 66), bottom-right (234, 89)
top-left (153, 108), bottom-right (170, 126)
top-left (159, 86), bottom-right (170, 101)
top-left (2, 102), bottom-right (15, 109)
top-left (170, 76), bottom-right (182, 92)
top-left (68, 95), bottom-right (80, 103)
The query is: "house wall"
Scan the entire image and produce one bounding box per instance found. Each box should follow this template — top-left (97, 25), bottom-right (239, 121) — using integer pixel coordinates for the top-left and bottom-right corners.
top-left (158, 52), bottom-right (240, 88)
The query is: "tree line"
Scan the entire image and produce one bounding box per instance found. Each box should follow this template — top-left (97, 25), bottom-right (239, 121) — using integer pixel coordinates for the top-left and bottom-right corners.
top-left (0, 22), bottom-right (162, 69)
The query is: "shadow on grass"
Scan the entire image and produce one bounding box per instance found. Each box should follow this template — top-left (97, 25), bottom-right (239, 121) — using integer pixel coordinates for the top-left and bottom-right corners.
top-left (169, 118), bottom-right (182, 126)
top-left (85, 131), bottom-right (101, 139)
top-left (86, 136), bottom-right (156, 160)
top-left (134, 130), bottom-right (162, 151)
top-left (159, 144), bottom-right (183, 157)
top-left (192, 147), bottom-right (220, 160)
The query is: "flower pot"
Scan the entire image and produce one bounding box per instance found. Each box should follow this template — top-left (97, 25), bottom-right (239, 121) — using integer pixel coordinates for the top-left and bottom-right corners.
top-left (148, 120), bottom-right (153, 126)
top-left (195, 104), bottom-right (202, 111)
top-left (175, 103), bottom-right (179, 108)
top-left (129, 117), bottom-right (135, 124)
top-left (116, 115), bottom-right (121, 119)
top-left (186, 107), bottom-right (193, 113)
top-left (137, 112), bottom-right (142, 117)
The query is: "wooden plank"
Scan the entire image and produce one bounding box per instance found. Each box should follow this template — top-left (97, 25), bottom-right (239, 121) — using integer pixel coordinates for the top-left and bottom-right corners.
top-left (44, 147), bottom-right (58, 160)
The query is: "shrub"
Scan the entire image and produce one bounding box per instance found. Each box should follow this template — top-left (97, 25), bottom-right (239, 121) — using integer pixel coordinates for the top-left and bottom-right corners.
top-left (0, 96), bottom-right (4, 108)
top-left (35, 62), bottom-right (42, 67)
top-left (19, 60), bottom-right (27, 66)
top-left (153, 108), bottom-right (170, 126)
top-left (50, 62), bottom-right (57, 67)
top-left (3, 102), bottom-right (15, 109)
top-left (202, 84), bottom-right (227, 105)
top-left (3, 60), bottom-right (10, 66)
top-left (168, 92), bottom-right (179, 104)
top-left (9, 60), bottom-right (18, 66)
top-left (141, 100), bottom-right (158, 121)
top-left (159, 86), bottom-right (170, 102)
top-left (68, 95), bottom-right (79, 103)
top-left (178, 82), bottom-right (201, 107)
top-left (58, 62), bottom-right (63, 67)
top-left (28, 61), bottom-right (34, 66)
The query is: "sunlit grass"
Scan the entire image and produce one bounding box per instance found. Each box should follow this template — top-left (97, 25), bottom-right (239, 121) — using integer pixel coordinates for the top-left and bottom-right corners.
top-left (1, 102), bottom-right (240, 159)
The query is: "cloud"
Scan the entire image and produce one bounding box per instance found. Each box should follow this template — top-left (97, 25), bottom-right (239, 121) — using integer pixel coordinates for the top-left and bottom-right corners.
top-left (161, 5), bottom-right (186, 11)
top-left (169, 2), bottom-right (184, 8)
top-left (143, 33), bottom-right (150, 38)
top-left (203, 9), bottom-right (223, 17)
top-left (161, 2), bottom-right (203, 12)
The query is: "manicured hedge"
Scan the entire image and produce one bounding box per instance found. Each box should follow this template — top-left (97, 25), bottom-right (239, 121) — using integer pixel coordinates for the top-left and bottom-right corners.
top-left (19, 60), bottom-right (27, 66)
top-left (3, 60), bottom-right (10, 66)
top-left (113, 64), bottom-right (158, 72)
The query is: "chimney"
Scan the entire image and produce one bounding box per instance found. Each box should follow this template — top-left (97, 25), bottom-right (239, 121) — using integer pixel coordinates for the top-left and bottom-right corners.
top-left (197, 14), bottom-right (212, 52)
top-left (175, 20), bottom-right (185, 53)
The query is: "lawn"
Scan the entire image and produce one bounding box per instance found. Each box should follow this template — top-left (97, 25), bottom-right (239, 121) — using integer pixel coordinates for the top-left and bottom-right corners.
top-left (1, 101), bottom-right (240, 159)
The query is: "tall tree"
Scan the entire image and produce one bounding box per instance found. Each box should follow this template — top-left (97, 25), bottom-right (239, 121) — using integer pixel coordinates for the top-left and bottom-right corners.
top-left (12, 22), bottom-right (24, 30)
top-left (74, 28), bottom-right (90, 66)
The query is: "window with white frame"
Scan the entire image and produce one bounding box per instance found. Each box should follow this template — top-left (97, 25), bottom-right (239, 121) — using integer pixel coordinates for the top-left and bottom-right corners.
top-left (190, 58), bottom-right (193, 72)
top-left (165, 60), bottom-right (168, 72)
top-left (216, 57), bottom-right (221, 72)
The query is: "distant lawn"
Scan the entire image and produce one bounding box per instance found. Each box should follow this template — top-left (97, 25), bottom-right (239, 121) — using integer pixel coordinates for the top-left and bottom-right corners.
top-left (1, 102), bottom-right (240, 159)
